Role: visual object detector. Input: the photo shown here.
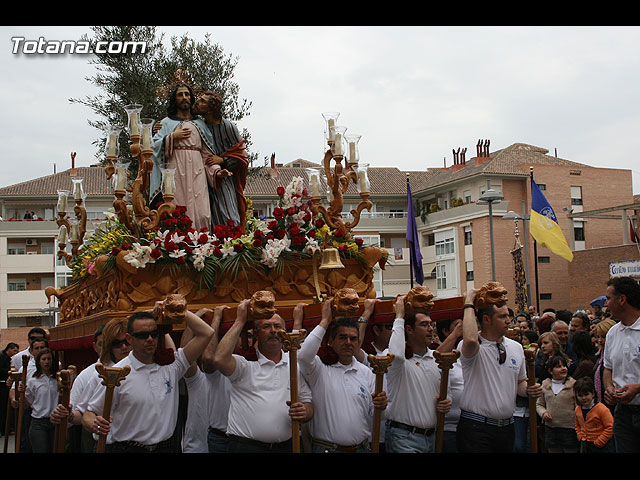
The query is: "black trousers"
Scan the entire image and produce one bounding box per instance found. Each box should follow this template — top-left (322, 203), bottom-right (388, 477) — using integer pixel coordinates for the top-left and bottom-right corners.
top-left (456, 415), bottom-right (515, 453)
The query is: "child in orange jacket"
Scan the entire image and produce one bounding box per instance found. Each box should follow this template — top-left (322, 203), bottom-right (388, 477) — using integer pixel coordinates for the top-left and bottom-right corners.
top-left (574, 376), bottom-right (614, 453)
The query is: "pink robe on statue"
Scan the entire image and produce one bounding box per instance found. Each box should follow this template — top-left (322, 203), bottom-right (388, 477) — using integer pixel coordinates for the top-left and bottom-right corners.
top-left (163, 121), bottom-right (218, 232)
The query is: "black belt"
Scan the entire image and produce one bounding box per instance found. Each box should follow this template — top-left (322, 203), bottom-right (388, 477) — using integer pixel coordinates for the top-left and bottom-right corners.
top-left (387, 420), bottom-right (435, 436)
top-left (208, 427), bottom-right (228, 438)
top-left (227, 434), bottom-right (291, 450)
top-left (460, 410), bottom-right (514, 427)
top-left (115, 437), bottom-right (174, 452)
top-left (312, 437), bottom-right (369, 452)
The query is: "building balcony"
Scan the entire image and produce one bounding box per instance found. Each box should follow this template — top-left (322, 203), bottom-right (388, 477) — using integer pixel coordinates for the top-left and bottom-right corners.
top-left (418, 201), bottom-right (510, 229)
top-left (0, 253), bottom-right (56, 273)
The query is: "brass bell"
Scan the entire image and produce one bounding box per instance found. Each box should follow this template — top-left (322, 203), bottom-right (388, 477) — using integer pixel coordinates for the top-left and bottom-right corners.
top-left (319, 247), bottom-right (344, 270)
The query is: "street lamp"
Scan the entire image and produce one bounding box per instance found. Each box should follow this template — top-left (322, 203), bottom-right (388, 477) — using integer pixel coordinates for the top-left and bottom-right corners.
top-left (477, 187), bottom-right (504, 281)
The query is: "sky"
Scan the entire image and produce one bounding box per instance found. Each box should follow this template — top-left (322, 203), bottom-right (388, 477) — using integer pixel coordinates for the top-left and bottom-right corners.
top-left (2, 25), bottom-right (640, 195)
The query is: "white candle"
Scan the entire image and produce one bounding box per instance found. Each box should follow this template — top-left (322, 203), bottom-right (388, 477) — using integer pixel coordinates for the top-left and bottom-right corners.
top-left (130, 112), bottom-right (139, 136)
top-left (58, 225), bottom-right (67, 245)
top-left (334, 132), bottom-right (344, 156)
top-left (74, 182), bottom-right (82, 201)
top-left (349, 142), bottom-right (357, 163)
top-left (70, 223), bottom-right (79, 242)
top-left (164, 172), bottom-right (174, 195)
top-left (311, 175), bottom-right (319, 197)
top-left (328, 119), bottom-right (335, 141)
top-left (142, 127), bottom-right (151, 150)
top-left (107, 133), bottom-right (117, 156)
top-left (116, 166), bottom-right (127, 190)
top-left (358, 170), bottom-right (369, 193)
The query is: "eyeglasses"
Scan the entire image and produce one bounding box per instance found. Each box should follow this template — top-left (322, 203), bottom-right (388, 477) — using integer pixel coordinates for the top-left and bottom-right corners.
top-left (496, 342), bottom-right (506, 364)
top-left (130, 330), bottom-right (159, 340)
top-left (112, 338), bottom-right (130, 348)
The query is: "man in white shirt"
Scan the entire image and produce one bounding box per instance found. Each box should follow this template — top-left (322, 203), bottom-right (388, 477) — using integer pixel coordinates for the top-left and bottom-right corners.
top-left (214, 299), bottom-right (313, 453)
top-left (83, 307), bottom-right (214, 453)
top-left (298, 298), bottom-right (387, 453)
top-left (457, 285), bottom-right (542, 453)
top-left (383, 295), bottom-right (451, 453)
top-left (603, 276), bottom-right (640, 453)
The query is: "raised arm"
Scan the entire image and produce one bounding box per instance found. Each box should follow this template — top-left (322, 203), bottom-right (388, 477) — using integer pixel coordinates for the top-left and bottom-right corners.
top-left (181, 308), bottom-right (216, 365)
top-left (461, 289), bottom-right (480, 358)
top-left (200, 306), bottom-right (227, 374)
top-left (214, 299), bottom-right (249, 377)
top-left (354, 298), bottom-right (378, 363)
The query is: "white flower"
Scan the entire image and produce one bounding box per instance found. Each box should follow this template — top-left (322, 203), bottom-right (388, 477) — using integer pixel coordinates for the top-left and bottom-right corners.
top-left (221, 244), bottom-right (236, 258)
top-left (169, 232), bottom-right (185, 245)
top-left (123, 243), bottom-right (153, 269)
top-left (192, 255), bottom-right (205, 271)
top-left (168, 249), bottom-right (186, 259)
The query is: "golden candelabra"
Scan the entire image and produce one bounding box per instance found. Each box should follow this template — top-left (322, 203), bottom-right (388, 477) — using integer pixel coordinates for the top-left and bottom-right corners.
top-left (309, 112), bottom-right (372, 273)
top-left (56, 175), bottom-right (88, 267)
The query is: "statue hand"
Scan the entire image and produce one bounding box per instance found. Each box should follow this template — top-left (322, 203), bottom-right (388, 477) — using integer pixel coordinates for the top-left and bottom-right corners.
top-left (217, 169), bottom-right (233, 178)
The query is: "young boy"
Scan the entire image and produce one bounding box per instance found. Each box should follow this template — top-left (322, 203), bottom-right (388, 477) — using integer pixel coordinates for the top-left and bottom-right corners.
top-left (574, 376), bottom-right (614, 453)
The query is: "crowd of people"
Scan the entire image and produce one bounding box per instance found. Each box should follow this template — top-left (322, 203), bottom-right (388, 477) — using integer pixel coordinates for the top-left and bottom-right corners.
top-left (1, 275), bottom-right (639, 454)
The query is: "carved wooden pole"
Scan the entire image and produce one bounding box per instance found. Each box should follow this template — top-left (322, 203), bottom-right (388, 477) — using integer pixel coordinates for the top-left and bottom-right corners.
top-left (53, 369), bottom-right (74, 453)
top-left (278, 329), bottom-right (307, 453)
top-left (524, 344), bottom-right (538, 453)
top-left (95, 364), bottom-right (130, 453)
top-left (15, 355), bottom-right (29, 453)
top-left (3, 368), bottom-right (19, 453)
top-left (367, 353), bottom-right (394, 453)
top-left (434, 350), bottom-right (460, 453)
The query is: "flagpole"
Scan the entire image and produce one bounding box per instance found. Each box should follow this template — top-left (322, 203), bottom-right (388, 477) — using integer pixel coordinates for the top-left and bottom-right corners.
top-left (407, 173), bottom-right (414, 288)
top-left (530, 167), bottom-right (540, 314)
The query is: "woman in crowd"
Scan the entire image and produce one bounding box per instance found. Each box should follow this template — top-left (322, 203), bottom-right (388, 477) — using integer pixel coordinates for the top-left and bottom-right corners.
top-left (24, 348), bottom-right (59, 453)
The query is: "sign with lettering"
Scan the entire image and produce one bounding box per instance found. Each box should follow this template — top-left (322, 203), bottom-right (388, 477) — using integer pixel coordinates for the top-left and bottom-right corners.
top-left (609, 260), bottom-right (640, 278)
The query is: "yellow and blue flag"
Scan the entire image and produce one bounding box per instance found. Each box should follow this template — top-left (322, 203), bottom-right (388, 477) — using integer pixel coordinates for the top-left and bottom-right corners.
top-left (530, 178), bottom-right (573, 262)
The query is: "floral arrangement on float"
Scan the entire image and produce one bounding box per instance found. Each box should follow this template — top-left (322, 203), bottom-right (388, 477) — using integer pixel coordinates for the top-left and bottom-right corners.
top-left (70, 176), bottom-right (369, 289)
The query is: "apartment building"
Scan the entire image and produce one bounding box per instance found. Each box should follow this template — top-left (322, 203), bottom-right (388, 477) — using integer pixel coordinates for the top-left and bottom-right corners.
top-left (410, 141), bottom-right (637, 312)
top-left (0, 166), bottom-right (114, 329)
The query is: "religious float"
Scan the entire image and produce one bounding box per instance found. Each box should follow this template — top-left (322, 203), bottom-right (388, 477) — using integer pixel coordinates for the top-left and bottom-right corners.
top-left (44, 108), bottom-right (464, 369)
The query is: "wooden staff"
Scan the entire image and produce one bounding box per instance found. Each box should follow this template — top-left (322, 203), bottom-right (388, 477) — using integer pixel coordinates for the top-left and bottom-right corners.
top-left (434, 350), bottom-right (460, 453)
top-left (53, 369), bottom-right (74, 453)
top-left (524, 344), bottom-right (538, 453)
top-left (95, 364), bottom-right (130, 454)
top-left (15, 355), bottom-right (29, 453)
top-left (367, 353), bottom-right (394, 453)
top-left (278, 329), bottom-right (307, 453)
top-left (3, 368), bottom-right (19, 453)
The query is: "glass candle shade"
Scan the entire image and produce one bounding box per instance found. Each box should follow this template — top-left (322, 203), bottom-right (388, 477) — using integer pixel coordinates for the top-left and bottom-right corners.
top-left (306, 168), bottom-right (322, 197)
top-left (161, 168), bottom-right (176, 196)
top-left (57, 190), bottom-right (69, 213)
top-left (322, 112), bottom-right (340, 143)
top-left (355, 163), bottom-right (370, 194)
top-left (124, 104), bottom-right (143, 137)
top-left (71, 177), bottom-right (85, 201)
top-left (331, 126), bottom-right (347, 157)
top-left (105, 125), bottom-right (122, 157)
top-left (114, 159), bottom-right (130, 191)
top-left (58, 225), bottom-right (68, 245)
top-left (345, 134), bottom-right (361, 165)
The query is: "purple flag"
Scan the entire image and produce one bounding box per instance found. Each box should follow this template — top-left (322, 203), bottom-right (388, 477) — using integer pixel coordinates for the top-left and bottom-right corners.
top-left (406, 184), bottom-right (424, 285)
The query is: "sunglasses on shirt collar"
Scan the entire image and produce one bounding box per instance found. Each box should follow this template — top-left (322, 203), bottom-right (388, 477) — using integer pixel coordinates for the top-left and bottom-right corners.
top-left (496, 342), bottom-right (507, 364)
